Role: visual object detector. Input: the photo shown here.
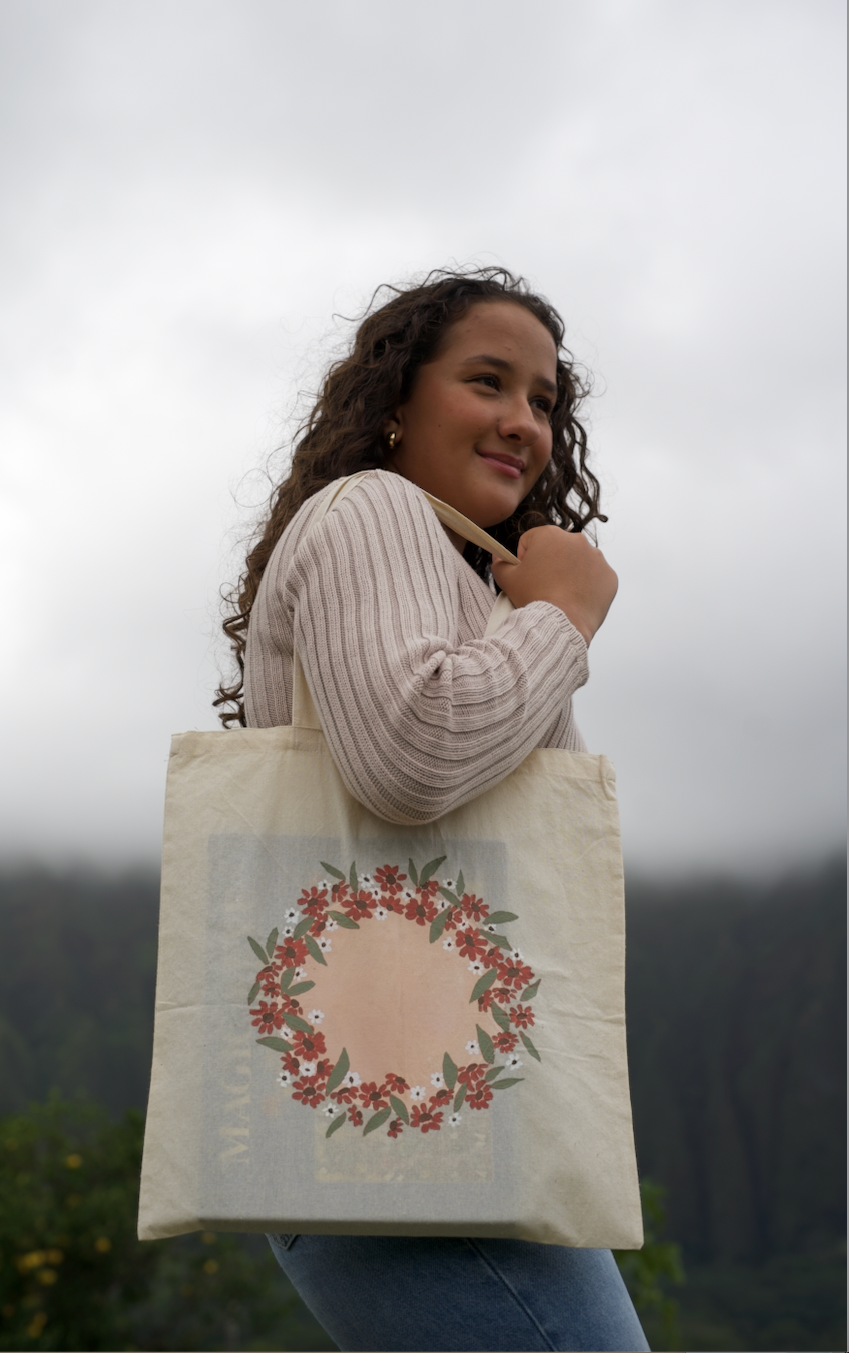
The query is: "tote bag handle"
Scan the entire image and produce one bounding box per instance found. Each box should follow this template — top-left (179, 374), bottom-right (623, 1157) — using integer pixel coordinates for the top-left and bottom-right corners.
top-left (292, 471), bottom-right (518, 729)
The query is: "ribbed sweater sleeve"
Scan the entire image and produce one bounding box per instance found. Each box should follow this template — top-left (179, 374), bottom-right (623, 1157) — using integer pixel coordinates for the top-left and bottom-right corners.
top-left (245, 472), bottom-right (590, 825)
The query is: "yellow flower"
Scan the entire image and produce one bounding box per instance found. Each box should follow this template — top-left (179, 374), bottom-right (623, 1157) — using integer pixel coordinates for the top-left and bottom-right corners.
top-left (202, 1259), bottom-right (219, 1274)
top-left (26, 1312), bottom-right (47, 1338)
top-left (16, 1252), bottom-right (45, 1273)
top-left (36, 1269), bottom-right (57, 1286)
top-left (45, 1249), bottom-right (64, 1264)
top-left (94, 1237), bottom-right (111, 1254)
top-left (64, 1153), bottom-right (83, 1169)
top-left (200, 1232), bottom-right (217, 1244)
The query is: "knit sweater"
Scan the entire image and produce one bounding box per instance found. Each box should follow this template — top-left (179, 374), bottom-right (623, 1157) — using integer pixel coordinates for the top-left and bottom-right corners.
top-left (244, 470), bottom-right (590, 825)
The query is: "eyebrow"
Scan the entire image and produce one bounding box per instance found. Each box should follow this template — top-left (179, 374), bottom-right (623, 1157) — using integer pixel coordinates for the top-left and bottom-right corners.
top-left (460, 353), bottom-right (557, 396)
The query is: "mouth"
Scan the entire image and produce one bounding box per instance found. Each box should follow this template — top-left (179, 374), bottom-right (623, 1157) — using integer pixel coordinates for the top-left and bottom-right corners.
top-left (475, 449), bottom-right (525, 479)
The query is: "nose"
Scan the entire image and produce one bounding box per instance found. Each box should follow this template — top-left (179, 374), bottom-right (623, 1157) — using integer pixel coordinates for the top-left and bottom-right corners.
top-left (497, 395), bottom-right (540, 446)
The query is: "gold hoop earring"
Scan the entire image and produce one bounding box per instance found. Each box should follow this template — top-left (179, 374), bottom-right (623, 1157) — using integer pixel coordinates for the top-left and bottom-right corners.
top-left (387, 431), bottom-right (397, 451)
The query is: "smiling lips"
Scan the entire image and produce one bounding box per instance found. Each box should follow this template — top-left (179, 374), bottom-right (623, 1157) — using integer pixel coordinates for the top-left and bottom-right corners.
top-left (476, 450), bottom-right (524, 479)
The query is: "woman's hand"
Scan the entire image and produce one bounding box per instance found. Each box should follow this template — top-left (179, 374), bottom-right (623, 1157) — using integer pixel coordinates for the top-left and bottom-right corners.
top-left (491, 525), bottom-right (618, 647)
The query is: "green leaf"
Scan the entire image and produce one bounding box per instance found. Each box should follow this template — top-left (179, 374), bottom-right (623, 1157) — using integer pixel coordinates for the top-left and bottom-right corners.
top-left (469, 968), bottom-right (498, 1003)
top-left (293, 916), bottom-right (313, 940)
top-left (490, 1002), bottom-right (511, 1032)
top-left (456, 870), bottom-right (465, 895)
top-left (325, 1111), bottom-right (347, 1137)
top-left (325, 1047), bottom-right (350, 1095)
top-left (265, 927), bottom-right (279, 958)
top-left (407, 858), bottom-right (419, 886)
top-left (256, 1036), bottom-right (293, 1053)
top-left (247, 935), bottom-right (268, 964)
top-left (486, 910), bottom-right (519, 926)
top-left (349, 863), bottom-right (358, 893)
top-left (520, 1032), bottom-right (542, 1062)
top-left (491, 1077), bottom-right (524, 1090)
top-left (453, 1081), bottom-right (467, 1111)
top-left (247, 981), bottom-right (260, 1004)
top-left (329, 911), bottom-right (360, 929)
top-left (282, 1010), bottom-right (313, 1034)
top-left (320, 861), bottom-right (347, 881)
top-left (363, 1106), bottom-right (392, 1136)
top-left (480, 931), bottom-right (511, 949)
top-left (520, 979), bottom-right (541, 1000)
top-left (429, 907), bottom-right (454, 944)
top-left (279, 966), bottom-right (295, 992)
top-left (287, 981), bottom-right (316, 996)
top-left (476, 1025), bottom-right (496, 1064)
top-left (304, 934), bottom-right (328, 966)
top-left (389, 1095), bottom-right (409, 1124)
top-left (419, 855), bottom-right (447, 884)
top-left (442, 1052), bottom-right (458, 1090)
top-left (485, 1065), bottom-right (505, 1082)
top-left (438, 887), bottom-right (461, 907)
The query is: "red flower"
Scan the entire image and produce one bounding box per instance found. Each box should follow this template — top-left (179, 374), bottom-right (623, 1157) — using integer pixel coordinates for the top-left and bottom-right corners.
top-left (275, 938), bottom-right (308, 968)
top-left (493, 1031), bottom-right (519, 1052)
top-left (250, 1001), bottom-right (284, 1033)
top-left (411, 1105), bottom-right (443, 1133)
top-left (404, 895), bottom-right (437, 926)
top-left (460, 893), bottom-right (489, 922)
top-left (456, 927), bottom-right (487, 961)
top-left (497, 959), bottom-right (534, 990)
top-left (457, 1062), bottom-right (486, 1087)
top-left (387, 1118), bottom-right (404, 1138)
top-left (280, 993), bottom-right (302, 1014)
top-left (482, 945), bottom-right (503, 969)
top-left (300, 886), bottom-right (329, 916)
top-left (292, 1076), bottom-right (325, 1108)
top-left (375, 864), bottom-right (407, 895)
top-left (467, 1084), bottom-right (494, 1111)
top-left (359, 1081), bottom-right (389, 1112)
top-left (293, 1029), bottom-right (327, 1058)
top-left (384, 1072), bottom-right (409, 1093)
top-left (430, 1088), bottom-right (452, 1108)
top-left (348, 1107), bottom-right (364, 1127)
top-left (510, 1004), bottom-right (535, 1028)
top-left (261, 969), bottom-right (282, 996)
top-left (282, 1051), bottom-right (302, 1075)
top-left (344, 890), bottom-right (375, 921)
top-left (331, 1083), bottom-right (358, 1105)
top-left (309, 916), bottom-right (327, 935)
top-left (314, 1058), bottom-right (332, 1081)
top-left (330, 880), bottom-right (350, 906)
top-left (417, 879), bottom-right (441, 900)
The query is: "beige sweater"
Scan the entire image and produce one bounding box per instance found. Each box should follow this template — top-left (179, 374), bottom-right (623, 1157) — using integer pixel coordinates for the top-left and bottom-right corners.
top-left (244, 470), bottom-right (589, 824)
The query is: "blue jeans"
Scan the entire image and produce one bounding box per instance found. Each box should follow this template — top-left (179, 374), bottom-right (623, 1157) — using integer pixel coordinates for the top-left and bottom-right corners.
top-left (267, 1233), bottom-right (650, 1352)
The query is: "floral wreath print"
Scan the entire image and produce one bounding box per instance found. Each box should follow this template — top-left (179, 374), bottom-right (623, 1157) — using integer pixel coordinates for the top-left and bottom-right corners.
top-left (245, 856), bottom-right (542, 1139)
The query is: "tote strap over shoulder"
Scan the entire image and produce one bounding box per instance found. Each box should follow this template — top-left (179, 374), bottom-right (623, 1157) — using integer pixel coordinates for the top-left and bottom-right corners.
top-left (291, 471), bottom-right (519, 730)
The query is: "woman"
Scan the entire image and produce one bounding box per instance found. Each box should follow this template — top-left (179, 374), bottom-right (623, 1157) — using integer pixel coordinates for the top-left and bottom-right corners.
top-left (216, 267), bottom-right (648, 1353)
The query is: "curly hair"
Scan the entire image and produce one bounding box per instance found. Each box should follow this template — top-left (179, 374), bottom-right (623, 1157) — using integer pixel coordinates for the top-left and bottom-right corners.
top-left (215, 265), bottom-right (606, 727)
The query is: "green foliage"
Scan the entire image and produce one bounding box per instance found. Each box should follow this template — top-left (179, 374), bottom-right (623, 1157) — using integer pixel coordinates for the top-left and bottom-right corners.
top-left (614, 1178), bottom-right (685, 1351)
top-left (0, 1096), bottom-right (335, 1352)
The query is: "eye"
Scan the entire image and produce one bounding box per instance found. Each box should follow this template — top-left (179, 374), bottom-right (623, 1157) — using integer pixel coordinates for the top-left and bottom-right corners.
top-left (470, 373), bottom-right (500, 390)
top-left (531, 395), bottom-right (553, 416)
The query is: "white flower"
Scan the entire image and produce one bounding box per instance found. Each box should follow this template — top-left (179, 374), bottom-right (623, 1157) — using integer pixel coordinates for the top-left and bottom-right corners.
top-left (324, 918), bottom-right (339, 932)
top-left (430, 1072), bottom-right (444, 1088)
top-left (442, 937), bottom-right (455, 951)
top-left (307, 1009), bottom-right (325, 1025)
top-left (322, 1102), bottom-right (339, 1118)
top-left (300, 1062), bottom-right (317, 1077)
top-left (448, 1111), bottom-right (462, 1127)
top-left (511, 948), bottom-right (524, 963)
top-left (467, 960), bottom-right (484, 975)
top-left (276, 1070), bottom-right (292, 1087)
top-left (401, 888), bottom-right (415, 901)
top-left (281, 924), bottom-right (295, 938)
top-left (443, 878), bottom-right (456, 892)
top-left (505, 1053), bottom-right (523, 1070)
top-left (318, 936), bottom-right (332, 952)
top-left (284, 908), bottom-right (299, 924)
top-left (317, 880), bottom-right (329, 892)
top-left (485, 923), bottom-right (497, 933)
top-left (343, 1071), bottom-right (362, 1089)
top-left (360, 873), bottom-right (374, 887)
top-left (465, 1039), bottom-right (480, 1055)
top-left (410, 1085), bottom-right (427, 1101)
top-left (375, 906), bottom-right (389, 921)
top-left (293, 966), bottom-right (307, 982)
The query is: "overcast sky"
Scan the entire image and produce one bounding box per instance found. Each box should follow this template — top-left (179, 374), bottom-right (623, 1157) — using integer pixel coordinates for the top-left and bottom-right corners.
top-left (1, 0), bottom-right (845, 877)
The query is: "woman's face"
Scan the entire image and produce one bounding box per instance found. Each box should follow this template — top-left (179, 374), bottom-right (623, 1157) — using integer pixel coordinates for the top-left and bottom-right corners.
top-left (388, 300), bottom-right (558, 532)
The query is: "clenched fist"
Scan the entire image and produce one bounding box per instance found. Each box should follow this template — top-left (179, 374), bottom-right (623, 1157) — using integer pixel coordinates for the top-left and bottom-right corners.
top-left (491, 525), bottom-right (618, 647)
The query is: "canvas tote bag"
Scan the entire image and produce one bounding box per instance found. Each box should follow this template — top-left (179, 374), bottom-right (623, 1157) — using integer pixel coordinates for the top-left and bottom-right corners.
top-left (138, 471), bottom-right (643, 1250)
